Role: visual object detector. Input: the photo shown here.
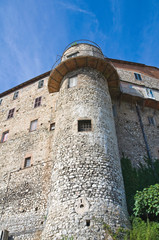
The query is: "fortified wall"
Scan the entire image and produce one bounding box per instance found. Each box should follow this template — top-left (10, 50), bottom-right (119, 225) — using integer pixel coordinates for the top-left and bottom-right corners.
top-left (0, 41), bottom-right (159, 240)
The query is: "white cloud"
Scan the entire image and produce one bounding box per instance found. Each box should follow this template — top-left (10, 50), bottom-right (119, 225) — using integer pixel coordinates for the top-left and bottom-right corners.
top-left (109, 0), bottom-right (122, 32)
top-left (57, 1), bottom-right (96, 17)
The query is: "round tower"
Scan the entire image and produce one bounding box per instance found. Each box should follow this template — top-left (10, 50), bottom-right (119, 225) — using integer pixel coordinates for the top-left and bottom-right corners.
top-left (42, 41), bottom-right (129, 240)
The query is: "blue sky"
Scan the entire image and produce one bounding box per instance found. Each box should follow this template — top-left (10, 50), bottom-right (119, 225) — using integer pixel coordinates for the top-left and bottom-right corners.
top-left (0, 0), bottom-right (159, 93)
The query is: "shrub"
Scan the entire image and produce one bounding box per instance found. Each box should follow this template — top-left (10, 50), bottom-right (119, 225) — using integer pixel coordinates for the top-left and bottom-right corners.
top-left (125, 217), bottom-right (159, 240)
top-left (133, 184), bottom-right (159, 221)
top-left (121, 156), bottom-right (159, 214)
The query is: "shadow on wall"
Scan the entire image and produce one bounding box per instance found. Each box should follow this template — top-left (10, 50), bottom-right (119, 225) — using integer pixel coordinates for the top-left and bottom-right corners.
top-left (121, 155), bottom-right (159, 215)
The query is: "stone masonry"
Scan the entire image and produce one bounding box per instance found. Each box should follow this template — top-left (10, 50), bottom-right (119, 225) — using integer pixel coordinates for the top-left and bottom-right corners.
top-left (0, 41), bottom-right (159, 239)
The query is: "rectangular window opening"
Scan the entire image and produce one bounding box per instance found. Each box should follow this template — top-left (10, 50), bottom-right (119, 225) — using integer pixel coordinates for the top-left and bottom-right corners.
top-left (146, 88), bottom-right (155, 99)
top-left (0, 99), bottom-right (3, 105)
top-left (134, 73), bottom-right (142, 81)
top-left (30, 119), bottom-right (38, 131)
top-left (86, 220), bottom-right (90, 227)
top-left (1, 131), bottom-right (9, 142)
top-left (50, 123), bottom-right (55, 131)
top-left (7, 108), bottom-right (15, 119)
top-left (67, 51), bottom-right (79, 58)
top-left (13, 91), bottom-right (19, 100)
top-left (38, 79), bottom-right (44, 88)
top-left (148, 116), bottom-right (155, 126)
top-left (78, 120), bottom-right (92, 132)
top-left (24, 157), bottom-right (31, 168)
top-left (112, 104), bottom-right (117, 117)
top-left (34, 96), bottom-right (42, 108)
top-left (68, 75), bottom-right (77, 88)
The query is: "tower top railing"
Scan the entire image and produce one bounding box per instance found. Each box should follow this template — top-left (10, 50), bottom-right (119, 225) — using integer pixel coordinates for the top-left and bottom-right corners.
top-left (51, 40), bottom-right (107, 70)
top-left (62, 39), bottom-right (102, 54)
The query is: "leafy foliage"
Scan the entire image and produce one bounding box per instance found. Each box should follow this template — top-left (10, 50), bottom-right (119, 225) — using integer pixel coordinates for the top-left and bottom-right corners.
top-left (103, 223), bottom-right (129, 240)
top-left (121, 155), bottom-right (159, 214)
top-left (133, 184), bottom-right (159, 221)
top-left (103, 218), bottom-right (159, 240)
top-left (125, 217), bottom-right (159, 240)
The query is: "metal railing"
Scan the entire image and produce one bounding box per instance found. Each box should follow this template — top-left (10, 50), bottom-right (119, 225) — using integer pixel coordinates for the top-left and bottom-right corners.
top-left (50, 40), bottom-right (117, 73)
top-left (63, 39), bottom-right (102, 54)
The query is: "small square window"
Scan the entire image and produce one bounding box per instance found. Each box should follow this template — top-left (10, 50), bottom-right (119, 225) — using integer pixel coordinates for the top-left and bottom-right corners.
top-left (50, 123), bottom-right (55, 131)
top-left (134, 73), bottom-right (142, 81)
top-left (68, 75), bottom-right (77, 88)
top-left (13, 91), bottom-right (19, 100)
top-left (34, 97), bottom-right (42, 108)
top-left (0, 99), bottom-right (3, 105)
top-left (7, 108), bottom-right (15, 119)
top-left (148, 116), bottom-right (155, 126)
top-left (78, 120), bottom-right (92, 132)
top-left (1, 131), bottom-right (9, 142)
top-left (30, 119), bottom-right (38, 131)
top-left (38, 80), bottom-right (44, 88)
top-left (67, 51), bottom-right (79, 58)
top-left (146, 88), bottom-right (155, 99)
top-left (24, 157), bottom-right (31, 168)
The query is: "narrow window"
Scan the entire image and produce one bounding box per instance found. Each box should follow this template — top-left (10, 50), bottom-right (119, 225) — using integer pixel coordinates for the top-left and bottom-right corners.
top-left (112, 104), bottom-right (117, 117)
top-left (78, 120), bottom-right (92, 132)
top-left (67, 51), bottom-right (79, 58)
top-left (134, 73), bottom-right (142, 81)
top-left (50, 123), bottom-right (55, 131)
top-left (86, 220), bottom-right (90, 227)
top-left (7, 108), bottom-right (15, 119)
top-left (0, 99), bottom-right (2, 105)
top-left (30, 119), bottom-right (38, 131)
top-left (24, 157), bottom-right (31, 168)
top-left (146, 88), bottom-right (155, 99)
top-left (1, 131), bottom-right (9, 142)
top-left (38, 79), bottom-right (44, 88)
top-left (68, 75), bottom-right (77, 88)
top-left (34, 96), bottom-right (42, 108)
top-left (148, 116), bottom-right (155, 126)
top-left (13, 91), bottom-right (19, 100)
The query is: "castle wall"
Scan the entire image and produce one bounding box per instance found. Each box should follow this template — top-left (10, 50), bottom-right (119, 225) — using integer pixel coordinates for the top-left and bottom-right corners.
top-left (113, 99), bottom-right (159, 165)
top-left (117, 68), bottom-right (159, 89)
top-left (0, 76), bottom-right (58, 239)
top-left (0, 46), bottom-right (159, 239)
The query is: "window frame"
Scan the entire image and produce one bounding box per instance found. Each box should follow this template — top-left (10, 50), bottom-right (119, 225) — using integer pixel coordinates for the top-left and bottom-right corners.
top-left (13, 91), bottom-right (19, 100)
top-left (38, 79), bottom-right (44, 89)
top-left (134, 73), bottom-right (142, 81)
top-left (1, 130), bottom-right (9, 143)
top-left (146, 88), bottom-right (155, 99)
top-left (68, 75), bottom-right (78, 88)
top-left (24, 157), bottom-right (31, 168)
top-left (34, 96), bottom-right (42, 108)
top-left (78, 120), bottom-right (92, 132)
top-left (30, 119), bottom-right (38, 132)
top-left (7, 108), bottom-right (15, 119)
top-left (148, 116), bottom-right (155, 126)
top-left (67, 51), bottom-right (79, 59)
top-left (50, 123), bottom-right (55, 131)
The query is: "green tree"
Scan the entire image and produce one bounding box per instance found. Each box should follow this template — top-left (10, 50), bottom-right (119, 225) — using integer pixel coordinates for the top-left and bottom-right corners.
top-left (133, 184), bottom-right (159, 221)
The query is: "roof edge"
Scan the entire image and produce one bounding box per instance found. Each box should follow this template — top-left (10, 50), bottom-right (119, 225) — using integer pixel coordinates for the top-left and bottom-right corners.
top-left (0, 71), bottom-right (50, 98)
top-left (108, 58), bottom-right (159, 70)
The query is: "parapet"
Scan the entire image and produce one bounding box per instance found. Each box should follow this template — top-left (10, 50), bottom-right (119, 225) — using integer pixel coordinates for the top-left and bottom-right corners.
top-left (48, 40), bottom-right (120, 94)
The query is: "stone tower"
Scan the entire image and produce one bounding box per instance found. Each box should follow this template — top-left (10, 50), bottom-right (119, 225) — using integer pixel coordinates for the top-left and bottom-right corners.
top-left (42, 41), bottom-right (129, 240)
